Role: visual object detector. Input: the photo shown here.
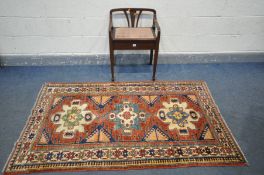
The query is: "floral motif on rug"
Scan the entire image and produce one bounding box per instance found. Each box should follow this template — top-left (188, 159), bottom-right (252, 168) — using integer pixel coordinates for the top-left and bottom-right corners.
top-left (3, 81), bottom-right (247, 174)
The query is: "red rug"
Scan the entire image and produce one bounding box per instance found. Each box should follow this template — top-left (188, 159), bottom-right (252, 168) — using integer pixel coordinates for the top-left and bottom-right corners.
top-left (3, 81), bottom-right (247, 174)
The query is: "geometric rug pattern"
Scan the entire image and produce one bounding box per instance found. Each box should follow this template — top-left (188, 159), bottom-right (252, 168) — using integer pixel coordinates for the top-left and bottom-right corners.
top-left (3, 81), bottom-right (247, 174)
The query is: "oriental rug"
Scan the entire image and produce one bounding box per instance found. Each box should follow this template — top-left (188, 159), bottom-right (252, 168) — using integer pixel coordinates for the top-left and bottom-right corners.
top-left (3, 81), bottom-right (247, 174)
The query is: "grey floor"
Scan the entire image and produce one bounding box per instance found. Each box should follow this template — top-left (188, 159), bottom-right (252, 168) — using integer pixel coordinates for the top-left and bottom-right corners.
top-left (0, 62), bottom-right (264, 175)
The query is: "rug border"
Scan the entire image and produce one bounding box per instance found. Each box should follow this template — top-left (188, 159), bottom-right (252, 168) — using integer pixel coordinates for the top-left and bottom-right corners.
top-left (3, 162), bottom-right (248, 175)
top-left (45, 80), bottom-right (206, 85)
top-left (2, 83), bottom-right (48, 174)
top-left (2, 80), bottom-right (248, 175)
top-left (202, 82), bottom-right (249, 165)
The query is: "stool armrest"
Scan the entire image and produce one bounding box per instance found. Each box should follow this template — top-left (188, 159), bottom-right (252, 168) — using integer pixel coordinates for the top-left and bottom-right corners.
top-left (153, 15), bottom-right (160, 38)
top-left (109, 15), bottom-right (114, 39)
top-left (154, 15), bottom-right (160, 31)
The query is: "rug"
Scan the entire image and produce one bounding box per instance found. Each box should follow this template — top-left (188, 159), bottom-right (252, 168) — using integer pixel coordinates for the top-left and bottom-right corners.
top-left (3, 81), bottom-right (247, 174)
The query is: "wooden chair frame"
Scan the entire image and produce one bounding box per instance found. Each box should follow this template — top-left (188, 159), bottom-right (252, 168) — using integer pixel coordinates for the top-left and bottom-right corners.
top-left (109, 8), bottom-right (161, 81)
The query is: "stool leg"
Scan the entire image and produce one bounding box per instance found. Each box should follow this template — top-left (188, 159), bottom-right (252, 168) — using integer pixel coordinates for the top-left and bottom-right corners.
top-left (110, 49), bottom-right (115, 82)
top-left (152, 49), bottom-right (159, 81)
top-left (149, 49), bottom-right (153, 65)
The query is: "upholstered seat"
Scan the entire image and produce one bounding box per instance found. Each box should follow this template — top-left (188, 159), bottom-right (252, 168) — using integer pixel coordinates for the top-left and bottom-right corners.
top-left (113, 27), bottom-right (155, 40)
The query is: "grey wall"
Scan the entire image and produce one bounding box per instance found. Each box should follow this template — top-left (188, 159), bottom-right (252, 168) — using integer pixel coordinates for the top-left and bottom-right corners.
top-left (0, 0), bottom-right (264, 59)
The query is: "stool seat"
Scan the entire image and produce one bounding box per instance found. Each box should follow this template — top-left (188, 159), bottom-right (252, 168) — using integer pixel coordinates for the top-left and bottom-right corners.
top-left (113, 27), bottom-right (155, 40)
